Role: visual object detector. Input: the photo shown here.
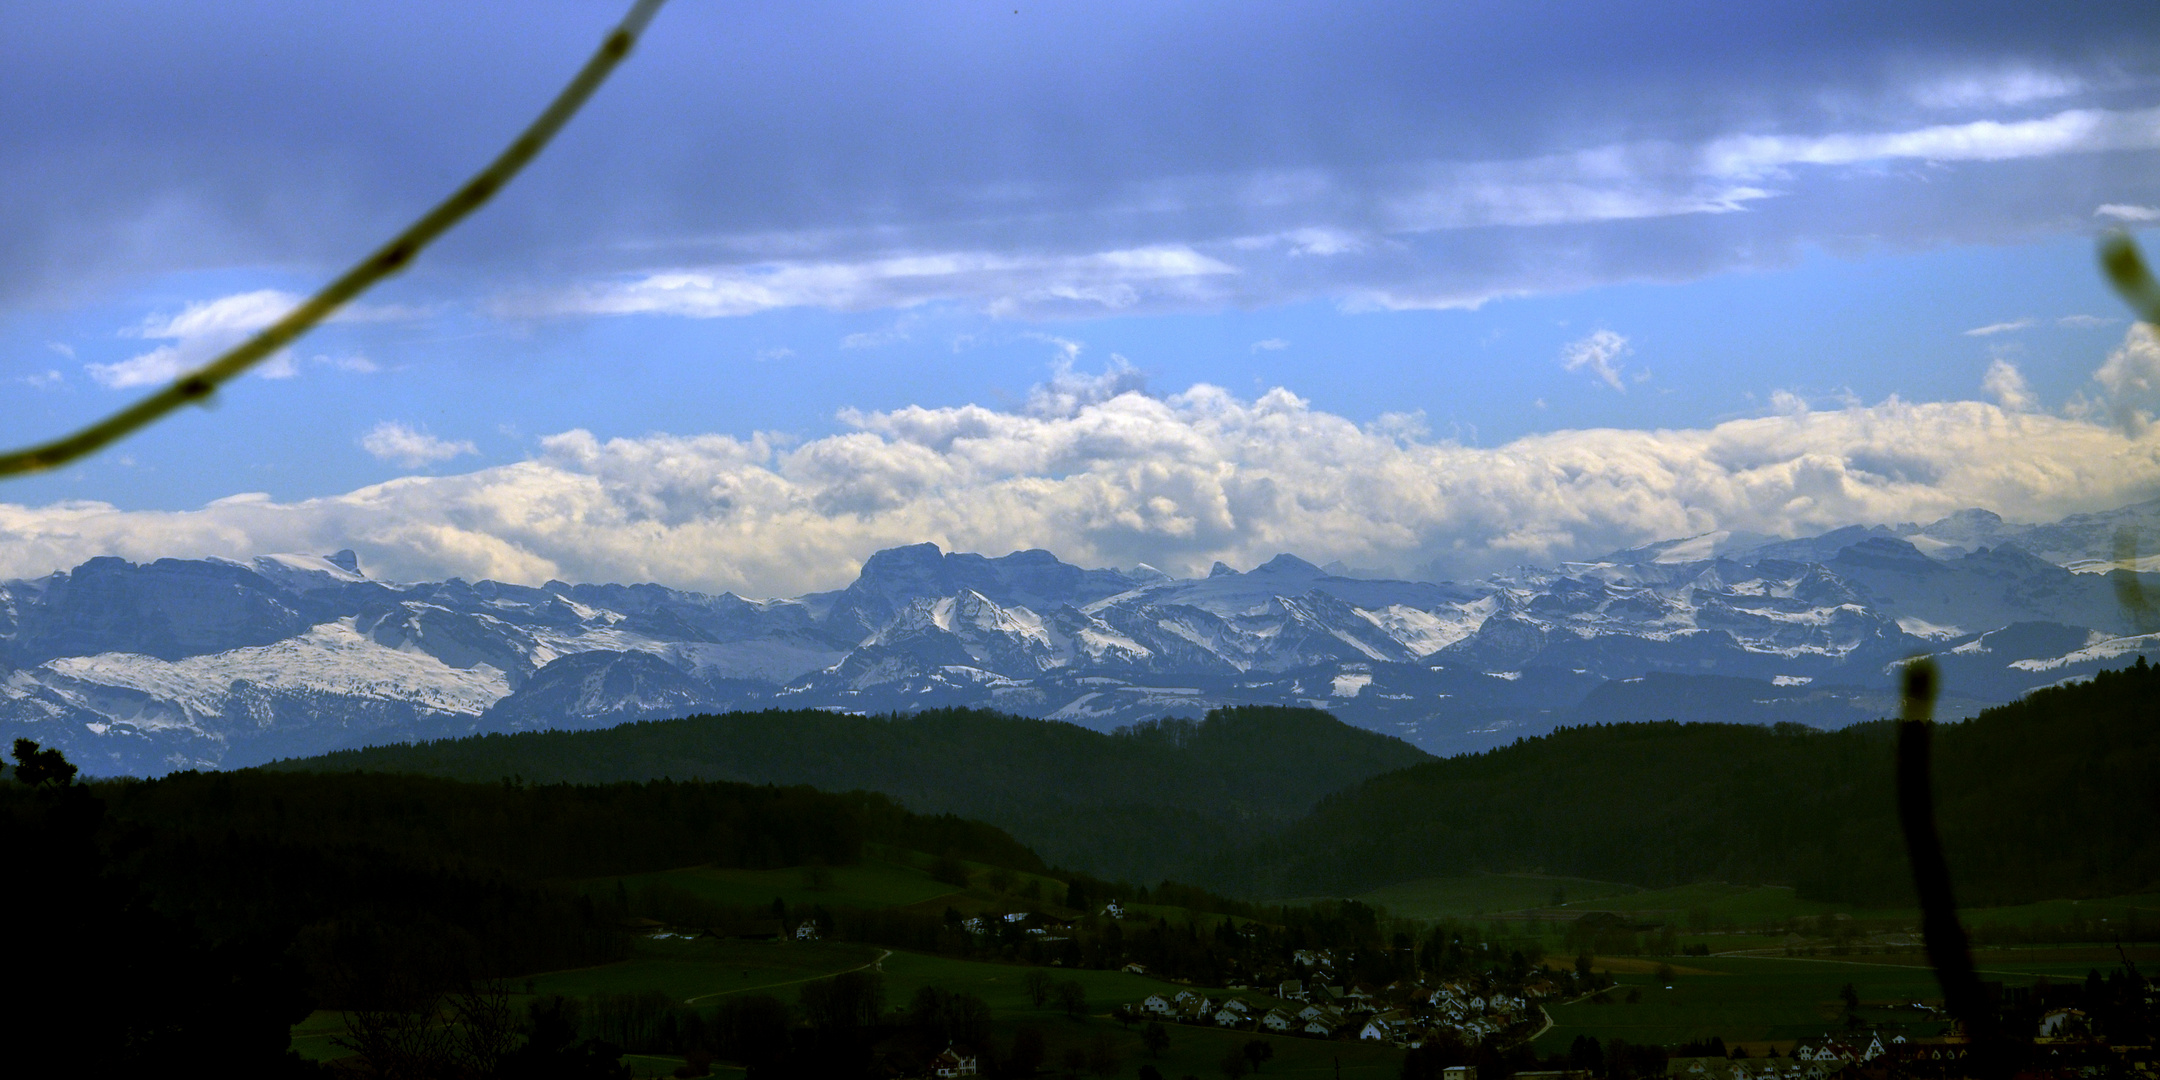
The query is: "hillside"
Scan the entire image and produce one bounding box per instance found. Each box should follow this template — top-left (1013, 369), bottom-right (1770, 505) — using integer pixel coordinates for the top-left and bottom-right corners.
top-left (1218, 658), bottom-right (2160, 906)
top-left (267, 704), bottom-right (1432, 883)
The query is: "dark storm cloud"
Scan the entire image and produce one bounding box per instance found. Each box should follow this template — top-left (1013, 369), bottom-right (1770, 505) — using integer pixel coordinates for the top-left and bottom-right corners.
top-left (5, 0), bottom-right (2159, 311)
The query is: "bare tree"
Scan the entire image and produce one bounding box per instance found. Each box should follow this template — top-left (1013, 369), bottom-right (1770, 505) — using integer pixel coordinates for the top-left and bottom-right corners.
top-left (1054, 979), bottom-right (1089, 1019)
top-left (1024, 968), bottom-right (1054, 1007)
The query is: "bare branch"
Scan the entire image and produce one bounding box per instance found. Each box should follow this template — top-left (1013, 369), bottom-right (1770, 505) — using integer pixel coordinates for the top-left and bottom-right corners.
top-left (0, 0), bottom-right (669, 478)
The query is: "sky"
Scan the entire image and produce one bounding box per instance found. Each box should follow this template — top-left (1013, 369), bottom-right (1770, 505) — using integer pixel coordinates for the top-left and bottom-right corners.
top-left (5, 1), bottom-right (2160, 596)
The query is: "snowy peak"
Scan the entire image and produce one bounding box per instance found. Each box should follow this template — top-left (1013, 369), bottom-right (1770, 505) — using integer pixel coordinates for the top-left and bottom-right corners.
top-left (7, 498), bottom-right (2160, 774)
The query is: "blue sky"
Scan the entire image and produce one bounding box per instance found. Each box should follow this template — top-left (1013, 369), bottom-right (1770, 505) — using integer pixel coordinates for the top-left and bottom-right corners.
top-left (5, 1), bottom-right (2160, 594)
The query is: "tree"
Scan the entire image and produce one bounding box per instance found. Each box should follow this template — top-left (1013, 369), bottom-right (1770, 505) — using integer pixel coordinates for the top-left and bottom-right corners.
top-left (10, 738), bottom-right (77, 786)
top-left (930, 851), bottom-right (970, 887)
top-left (906, 986), bottom-right (992, 1048)
top-left (1570, 1035), bottom-right (1604, 1071)
top-left (1024, 968), bottom-right (1054, 1007)
top-left (1087, 1031), bottom-right (1121, 1078)
top-left (1242, 1039), bottom-right (1274, 1072)
top-left (1840, 982), bottom-right (1861, 1011)
top-left (1005, 1028), bottom-right (1047, 1076)
top-left (1054, 979), bottom-right (1089, 1019)
top-left (1142, 1021), bottom-right (1171, 1058)
top-left (1575, 951), bottom-right (1594, 979)
top-left (799, 970), bottom-right (884, 1036)
top-left (1219, 1048), bottom-right (1251, 1079)
top-left (3, 741), bottom-right (320, 1076)
top-left (1138, 1067), bottom-right (1165, 1080)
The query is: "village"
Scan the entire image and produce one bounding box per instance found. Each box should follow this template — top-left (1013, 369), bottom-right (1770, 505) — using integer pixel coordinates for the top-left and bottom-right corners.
top-left (1106, 940), bottom-right (1553, 1050)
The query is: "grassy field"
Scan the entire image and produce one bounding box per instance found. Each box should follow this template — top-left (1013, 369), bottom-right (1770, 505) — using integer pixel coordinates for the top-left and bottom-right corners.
top-left (289, 934), bottom-right (1411, 1078)
top-left (1341, 872), bottom-right (1643, 919)
top-left (586, 853), bottom-right (964, 913)
top-left (1551, 882), bottom-right (1911, 923)
top-left (1533, 955), bottom-right (1954, 1052)
top-left (1957, 893), bottom-right (2160, 929)
top-left (532, 937), bottom-right (887, 1002)
top-left (1533, 945), bottom-right (2160, 1054)
top-left (1347, 872), bottom-right (2160, 937)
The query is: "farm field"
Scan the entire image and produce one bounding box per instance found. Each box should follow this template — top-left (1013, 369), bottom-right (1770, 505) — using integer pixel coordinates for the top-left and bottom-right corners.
top-left (289, 934), bottom-right (1411, 1078)
top-left (1531, 955), bottom-right (1957, 1053)
top-left (533, 937), bottom-right (888, 1002)
top-left (1342, 872), bottom-right (1642, 919)
top-left (581, 852), bottom-right (968, 913)
top-left (1532, 946), bottom-right (2159, 1054)
top-left (1547, 882), bottom-right (1910, 924)
top-left (1354, 873), bottom-right (2160, 937)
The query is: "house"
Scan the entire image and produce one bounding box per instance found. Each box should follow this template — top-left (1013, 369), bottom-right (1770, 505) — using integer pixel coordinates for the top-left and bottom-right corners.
top-left (1303, 1018), bottom-right (1338, 1037)
top-left (1220, 997), bottom-right (1251, 1015)
top-left (1278, 979), bottom-right (1304, 1000)
top-left (1213, 1006), bottom-right (1247, 1027)
top-left (1141, 995), bottom-right (1175, 1016)
top-left (1121, 962), bottom-right (1147, 975)
top-left (1102, 900), bottom-right (1125, 919)
top-left (931, 1044), bottom-right (979, 1077)
top-left (1441, 1068), bottom-right (1473, 1080)
top-left (1172, 989), bottom-right (1205, 1008)
top-left (794, 921), bottom-right (821, 941)
top-left (1359, 1009), bottom-right (1411, 1042)
top-left (1260, 1009), bottom-right (1296, 1033)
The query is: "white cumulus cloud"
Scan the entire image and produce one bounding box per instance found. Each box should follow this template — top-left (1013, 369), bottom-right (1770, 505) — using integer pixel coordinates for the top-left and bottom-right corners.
top-left (86, 290), bottom-right (413, 389)
top-left (1560, 330), bottom-right (1633, 390)
top-left (514, 245), bottom-right (1238, 322)
top-left (4, 382), bottom-right (2160, 596)
top-left (361, 421), bottom-right (478, 468)
top-left (2097, 204), bottom-right (2160, 223)
top-left (1982, 358), bottom-right (2035, 412)
top-left (2094, 323), bottom-right (2160, 435)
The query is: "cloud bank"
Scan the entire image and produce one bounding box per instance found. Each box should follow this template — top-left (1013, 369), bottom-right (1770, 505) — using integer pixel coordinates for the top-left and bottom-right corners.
top-left (6, 3), bottom-right (2158, 316)
top-left (4, 367), bottom-right (2157, 595)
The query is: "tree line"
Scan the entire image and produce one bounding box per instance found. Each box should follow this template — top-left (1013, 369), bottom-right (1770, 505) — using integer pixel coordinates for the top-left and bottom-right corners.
top-left (1212, 657), bottom-right (2160, 906)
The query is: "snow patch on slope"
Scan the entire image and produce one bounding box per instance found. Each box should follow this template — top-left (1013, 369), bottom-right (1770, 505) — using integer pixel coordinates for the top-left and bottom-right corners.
top-left (42, 618), bottom-right (511, 716)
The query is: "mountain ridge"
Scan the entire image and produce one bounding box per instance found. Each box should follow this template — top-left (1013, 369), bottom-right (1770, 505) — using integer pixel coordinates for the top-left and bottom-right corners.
top-left (5, 498), bottom-right (2158, 773)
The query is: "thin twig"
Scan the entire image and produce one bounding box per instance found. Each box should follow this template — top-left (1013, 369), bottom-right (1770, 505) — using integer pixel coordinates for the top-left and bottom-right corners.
top-left (0, 0), bottom-right (669, 478)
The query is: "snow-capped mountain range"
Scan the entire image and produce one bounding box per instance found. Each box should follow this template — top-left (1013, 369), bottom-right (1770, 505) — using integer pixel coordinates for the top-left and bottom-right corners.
top-left (6, 500), bottom-right (2158, 774)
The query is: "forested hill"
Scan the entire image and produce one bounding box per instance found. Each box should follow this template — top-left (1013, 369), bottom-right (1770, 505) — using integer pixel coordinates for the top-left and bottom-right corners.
top-left (1213, 658), bottom-right (2160, 906)
top-left (267, 705), bottom-right (1431, 885)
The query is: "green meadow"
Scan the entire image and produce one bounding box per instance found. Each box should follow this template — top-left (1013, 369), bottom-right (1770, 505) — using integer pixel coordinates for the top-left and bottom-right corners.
top-left (1340, 871), bottom-right (1643, 919)
top-left (1348, 873), bottom-right (2160, 935)
top-left (1534, 945), bottom-right (2160, 1054)
top-left (292, 934), bottom-right (1413, 1078)
top-left (578, 844), bottom-right (1094, 917)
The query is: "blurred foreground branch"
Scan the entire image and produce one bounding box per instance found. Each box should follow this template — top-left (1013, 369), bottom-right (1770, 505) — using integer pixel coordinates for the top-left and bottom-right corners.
top-left (0, 0), bottom-right (669, 478)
